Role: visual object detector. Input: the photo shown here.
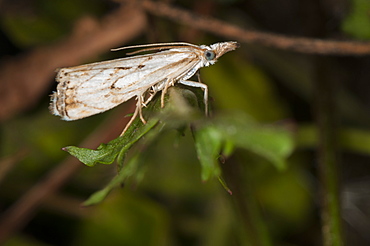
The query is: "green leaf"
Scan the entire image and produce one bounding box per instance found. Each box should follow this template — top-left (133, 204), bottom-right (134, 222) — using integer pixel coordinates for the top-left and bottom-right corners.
top-left (64, 118), bottom-right (158, 167)
top-left (193, 125), bottom-right (223, 181)
top-left (222, 139), bottom-right (235, 158)
top-left (83, 155), bottom-right (142, 206)
top-left (213, 113), bottom-right (294, 170)
top-left (193, 112), bottom-right (294, 182)
top-left (82, 117), bottom-right (165, 205)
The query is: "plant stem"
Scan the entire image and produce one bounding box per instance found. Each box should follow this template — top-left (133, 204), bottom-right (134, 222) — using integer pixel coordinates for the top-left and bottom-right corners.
top-left (314, 57), bottom-right (344, 246)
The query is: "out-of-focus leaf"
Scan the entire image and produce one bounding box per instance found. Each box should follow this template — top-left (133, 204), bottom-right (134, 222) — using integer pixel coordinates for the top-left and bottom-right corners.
top-left (342, 0), bottom-right (370, 39)
top-left (75, 191), bottom-right (170, 246)
top-left (297, 124), bottom-right (370, 156)
top-left (193, 112), bottom-right (294, 185)
top-left (83, 155), bottom-right (141, 206)
top-left (193, 125), bottom-right (223, 181)
top-left (5, 236), bottom-right (47, 246)
top-left (213, 112), bottom-right (294, 170)
top-left (257, 167), bottom-right (313, 230)
top-left (202, 56), bottom-right (288, 121)
top-left (222, 139), bottom-right (235, 158)
top-left (340, 128), bottom-right (370, 155)
top-left (1, 0), bottom-right (105, 46)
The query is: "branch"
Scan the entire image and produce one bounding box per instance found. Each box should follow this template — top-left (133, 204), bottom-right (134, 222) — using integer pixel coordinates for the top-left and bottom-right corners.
top-left (140, 0), bottom-right (370, 56)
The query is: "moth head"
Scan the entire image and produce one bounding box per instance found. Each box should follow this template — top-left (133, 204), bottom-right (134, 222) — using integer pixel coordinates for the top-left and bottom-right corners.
top-left (201, 41), bottom-right (239, 66)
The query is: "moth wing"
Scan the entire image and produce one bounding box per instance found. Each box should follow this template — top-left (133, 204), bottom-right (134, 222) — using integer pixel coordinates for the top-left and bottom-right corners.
top-left (51, 50), bottom-right (199, 120)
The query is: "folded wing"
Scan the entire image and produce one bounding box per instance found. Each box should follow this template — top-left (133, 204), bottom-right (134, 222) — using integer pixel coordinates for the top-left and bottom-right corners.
top-left (51, 49), bottom-right (199, 120)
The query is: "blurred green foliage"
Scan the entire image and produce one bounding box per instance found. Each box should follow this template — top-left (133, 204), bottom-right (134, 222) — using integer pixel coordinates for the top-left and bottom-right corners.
top-left (73, 191), bottom-right (171, 246)
top-left (1, 0), bottom-right (106, 47)
top-left (342, 0), bottom-right (370, 39)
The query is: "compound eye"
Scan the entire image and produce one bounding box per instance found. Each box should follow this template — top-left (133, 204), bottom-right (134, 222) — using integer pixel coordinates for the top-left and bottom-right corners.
top-left (204, 50), bottom-right (216, 60)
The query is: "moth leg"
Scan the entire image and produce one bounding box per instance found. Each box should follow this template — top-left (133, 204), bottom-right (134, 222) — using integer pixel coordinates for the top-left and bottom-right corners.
top-left (138, 95), bottom-right (147, 124)
top-left (178, 79), bottom-right (209, 116)
top-left (143, 91), bottom-right (158, 107)
top-left (161, 79), bottom-right (173, 108)
top-left (120, 95), bottom-right (146, 136)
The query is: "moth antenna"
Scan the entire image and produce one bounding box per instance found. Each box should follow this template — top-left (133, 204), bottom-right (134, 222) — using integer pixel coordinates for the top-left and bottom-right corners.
top-left (126, 46), bottom-right (201, 55)
top-left (111, 42), bottom-right (202, 52)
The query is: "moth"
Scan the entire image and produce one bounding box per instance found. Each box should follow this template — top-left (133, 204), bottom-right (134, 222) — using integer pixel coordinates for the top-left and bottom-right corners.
top-left (50, 41), bottom-right (239, 135)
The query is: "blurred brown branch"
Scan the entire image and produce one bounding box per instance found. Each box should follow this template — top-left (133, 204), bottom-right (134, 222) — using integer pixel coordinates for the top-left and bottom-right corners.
top-left (139, 0), bottom-right (370, 56)
top-left (0, 4), bottom-right (146, 122)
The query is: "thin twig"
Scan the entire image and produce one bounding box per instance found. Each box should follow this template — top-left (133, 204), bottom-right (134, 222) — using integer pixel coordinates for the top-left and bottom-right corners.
top-left (139, 0), bottom-right (370, 56)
